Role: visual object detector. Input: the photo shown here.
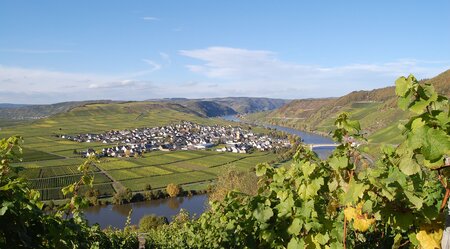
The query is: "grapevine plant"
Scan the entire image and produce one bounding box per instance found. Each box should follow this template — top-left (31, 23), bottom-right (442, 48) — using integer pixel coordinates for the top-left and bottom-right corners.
top-left (0, 138), bottom-right (139, 248)
top-left (145, 75), bottom-right (449, 249)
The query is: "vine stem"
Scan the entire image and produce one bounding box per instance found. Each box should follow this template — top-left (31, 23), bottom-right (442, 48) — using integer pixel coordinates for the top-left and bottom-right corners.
top-left (343, 214), bottom-right (347, 249)
top-left (438, 169), bottom-right (447, 187)
top-left (440, 188), bottom-right (450, 213)
top-left (437, 169), bottom-right (450, 213)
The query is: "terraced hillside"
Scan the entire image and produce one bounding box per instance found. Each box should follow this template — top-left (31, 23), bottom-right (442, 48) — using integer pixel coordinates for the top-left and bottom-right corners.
top-left (159, 97), bottom-right (290, 115)
top-left (2, 101), bottom-right (277, 201)
top-left (244, 69), bottom-right (450, 146)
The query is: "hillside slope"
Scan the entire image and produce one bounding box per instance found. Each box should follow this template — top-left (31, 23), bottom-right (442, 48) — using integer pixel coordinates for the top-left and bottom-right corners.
top-left (158, 97), bottom-right (289, 115)
top-left (210, 97), bottom-right (289, 113)
top-left (0, 101), bottom-right (221, 162)
top-left (247, 70), bottom-right (450, 144)
top-left (0, 100), bottom-right (114, 120)
top-left (0, 97), bottom-right (289, 122)
top-left (182, 100), bottom-right (237, 117)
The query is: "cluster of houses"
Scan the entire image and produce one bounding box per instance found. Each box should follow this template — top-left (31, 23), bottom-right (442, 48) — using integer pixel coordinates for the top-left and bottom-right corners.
top-left (61, 121), bottom-right (291, 158)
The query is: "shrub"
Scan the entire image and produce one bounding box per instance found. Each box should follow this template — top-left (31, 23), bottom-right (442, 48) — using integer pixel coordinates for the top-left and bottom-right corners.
top-left (166, 183), bottom-right (181, 197)
top-left (113, 188), bottom-right (132, 204)
top-left (209, 167), bottom-right (258, 202)
top-left (139, 215), bottom-right (168, 232)
top-left (144, 191), bottom-right (154, 200)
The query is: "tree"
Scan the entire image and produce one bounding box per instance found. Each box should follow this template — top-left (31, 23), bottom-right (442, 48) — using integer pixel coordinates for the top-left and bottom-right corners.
top-left (166, 183), bottom-right (181, 197)
top-left (113, 188), bottom-right (133, 204)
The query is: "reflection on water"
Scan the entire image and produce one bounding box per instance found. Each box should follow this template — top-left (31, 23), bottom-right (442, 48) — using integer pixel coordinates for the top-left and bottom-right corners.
top-left (83, 194), bottom-right (208, 229)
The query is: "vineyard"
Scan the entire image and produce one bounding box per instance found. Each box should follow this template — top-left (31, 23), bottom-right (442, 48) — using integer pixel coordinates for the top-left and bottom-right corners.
top-left (28, 172), bottom-right (113, 200)
top-left (29, 172), bottom-right (110, 189)
top-left (11, 147), bottom-right (276, 200)
top-left (37, 183), bottom-right (115, 200)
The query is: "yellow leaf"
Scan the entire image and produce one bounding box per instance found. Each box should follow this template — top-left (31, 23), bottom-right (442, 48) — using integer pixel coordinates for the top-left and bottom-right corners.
top-left (353, 217), bottom-right (375, 232)
top-left (344, 206), bottom-right (357, 220)
top-left (416, 225), bottom-right (443, 249)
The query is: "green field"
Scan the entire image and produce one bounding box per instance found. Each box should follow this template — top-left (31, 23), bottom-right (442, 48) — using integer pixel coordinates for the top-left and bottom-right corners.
top-left (4, 102), bottom-right (278, 201)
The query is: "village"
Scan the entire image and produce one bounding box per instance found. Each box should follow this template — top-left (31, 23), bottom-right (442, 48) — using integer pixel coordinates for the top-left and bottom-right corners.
top-left (61, 121), bottom-right (292, 158)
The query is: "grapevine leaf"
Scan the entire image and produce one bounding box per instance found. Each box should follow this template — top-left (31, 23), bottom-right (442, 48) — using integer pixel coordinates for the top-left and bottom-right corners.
top-left (410, 99), bottom-right (431, 114)
top-left (315, 233), bottom-right (330, 245)
top-left (287, 237), bottom-right (304, 249)
top-left (0, 206), bottom-right (8, 215)
top-left (287, 218), bottom-right (301, 235)
top-left (253, 203), bottom-right (273, 223)
top-left (399, 156), bottom-right (420, 176)
top-left (255, 163), bottom-right (267, 177)
top-left (392, 234), bottom-right (402, 249)
top-left (397, 97), bottom-right (410, 110)
top-left (362, 200), bottom-right (373, 214)
top-left (305, 178), bottom-right (324, 199)
top-left (404, 190), bottom-right (423, 209)
top-left (61, 183), bottom-right (75, 196)
top-left (395, 76), bottom-right (410, 97)
top-left (328, 177), bottom-right (338, 192)
top-left (342, 178), bottom-right (368, 205)
top-left (422, 127), bottom-right (450, 163)
top-left (301, 162), bottom-right (316, 177)
top-left (329, 155), bottom-right (348, 170)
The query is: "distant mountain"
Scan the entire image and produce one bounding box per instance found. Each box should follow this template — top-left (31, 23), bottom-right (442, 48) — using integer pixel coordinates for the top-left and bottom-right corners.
top-left (209, 97), bottom-right (290, 114)
top-left (157, 97), bottom-right (290, 115)
top-left (246, 69), bottom-right (450, 144)
top-left (182, 101), bottom-right (237, 117)
top-left (0, 96), bottom-right (289, 121)
top-left (0, 100), bottom-right (115, 120)
top-left (0, 103), bottom-right (30, 108)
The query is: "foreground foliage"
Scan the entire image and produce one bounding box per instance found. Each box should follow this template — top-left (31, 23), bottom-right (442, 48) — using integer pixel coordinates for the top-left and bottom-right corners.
top-left (0, 138), bottom-right (139, 248)
top-left (145, 75), bottom-right (449, 248)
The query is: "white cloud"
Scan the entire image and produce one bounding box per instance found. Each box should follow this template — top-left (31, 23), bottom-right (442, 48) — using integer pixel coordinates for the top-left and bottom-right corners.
top-left (179, 46), bottom-right (450, 98)
top-left (142, 59), bottom-right (162, 72)
top-left (0, 47), bottom-right (448, 104)
top-left (142, 16), bottom-right (159, 21)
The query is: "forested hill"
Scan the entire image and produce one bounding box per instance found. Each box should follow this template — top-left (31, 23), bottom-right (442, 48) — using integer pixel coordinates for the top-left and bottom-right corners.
top-left (158, 97), bottom-right (290, 115)
top-left (0, 97), bottom-right (289, 121)
top-left (246, 69), bottom-right (450, 144)
top-left (0, 100), bottom-right (115, 120)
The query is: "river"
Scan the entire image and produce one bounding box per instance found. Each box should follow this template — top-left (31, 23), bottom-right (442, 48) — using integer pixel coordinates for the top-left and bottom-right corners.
top-left (83, 194), bottom-right (208, 229)
top-left (83, 115), bottom-right (335, 229)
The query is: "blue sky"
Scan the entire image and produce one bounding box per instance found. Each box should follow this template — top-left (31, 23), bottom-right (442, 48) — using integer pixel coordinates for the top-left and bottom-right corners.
top-left (0, 1), bottom-right (449, 104)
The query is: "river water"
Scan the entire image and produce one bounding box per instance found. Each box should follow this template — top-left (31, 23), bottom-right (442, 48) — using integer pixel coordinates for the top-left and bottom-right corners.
top-left (83, 115), bottom-right (335, 229)
top-left (84, 195), bottom-right (208, 229)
